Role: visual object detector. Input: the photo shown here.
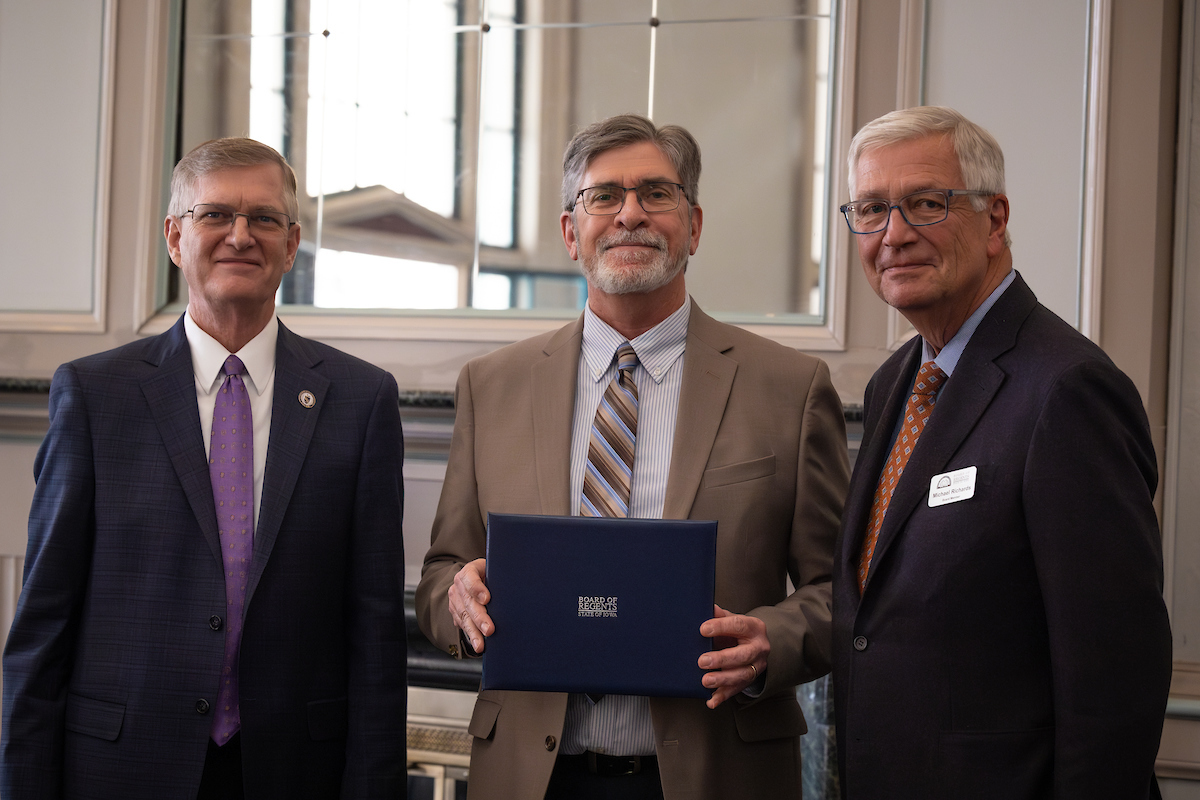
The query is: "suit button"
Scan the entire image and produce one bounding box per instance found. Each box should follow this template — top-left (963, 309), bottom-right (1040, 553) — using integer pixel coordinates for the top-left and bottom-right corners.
top-left (853, 636), bottom-right (868, 651)
top-left (449, 644), bottom-right (459, 658)
top-left (545, 735), bottom-right (557, 752)
top-left (196, 699), bottom-right (211, 714)
top-left (209, 615), bottom-right (223, 631)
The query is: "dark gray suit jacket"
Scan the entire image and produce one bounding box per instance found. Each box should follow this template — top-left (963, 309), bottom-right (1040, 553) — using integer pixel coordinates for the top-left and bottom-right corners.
top-left (2, 316), bottom-right (408, 799)
top-left (833, 273), bottom-right (1172, 799)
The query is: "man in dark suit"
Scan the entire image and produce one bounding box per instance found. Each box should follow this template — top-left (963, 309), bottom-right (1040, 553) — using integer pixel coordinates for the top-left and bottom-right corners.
top-left (417, 115), bottom-right (849, 799)
top-left (2, 138), bottom-right (408, 799)
top-left (832, 105), bottom-right (1172, 799)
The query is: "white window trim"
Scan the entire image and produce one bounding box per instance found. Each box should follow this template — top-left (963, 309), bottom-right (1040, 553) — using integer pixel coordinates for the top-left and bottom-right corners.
top-left (139, 0), bottom-right (858, 353)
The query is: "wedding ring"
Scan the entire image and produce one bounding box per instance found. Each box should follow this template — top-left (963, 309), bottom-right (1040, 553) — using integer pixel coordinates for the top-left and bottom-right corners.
top-left (748, 663), bottom-right (758, 682)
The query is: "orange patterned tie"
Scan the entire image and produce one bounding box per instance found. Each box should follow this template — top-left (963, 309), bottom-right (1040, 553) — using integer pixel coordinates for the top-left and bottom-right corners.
top-left (857, 361), bottom-right (947, 593)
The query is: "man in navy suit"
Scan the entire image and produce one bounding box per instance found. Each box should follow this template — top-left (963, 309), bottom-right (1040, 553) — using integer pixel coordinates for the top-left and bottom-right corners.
top-left (832, 106), bottom-right (1172, 799)
top-left (2, 138), bottom-right (408, 798)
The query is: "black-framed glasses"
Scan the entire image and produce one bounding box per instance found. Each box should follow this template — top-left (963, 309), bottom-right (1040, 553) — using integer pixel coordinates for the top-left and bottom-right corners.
top-left (572, 183), bottom-right (687, 215)
top-left (184, 204), bottom-right (295, 236)
top-left (839, 189), bottom-right (992, 234)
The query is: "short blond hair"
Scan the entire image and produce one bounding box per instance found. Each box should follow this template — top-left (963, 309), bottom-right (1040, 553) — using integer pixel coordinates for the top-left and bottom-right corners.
top-left (168, 138), bottom-right (299, 220)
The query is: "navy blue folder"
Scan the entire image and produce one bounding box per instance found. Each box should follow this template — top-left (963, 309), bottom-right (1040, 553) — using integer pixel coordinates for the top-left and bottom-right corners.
top-left (481, 513), bottom-right (717, 698)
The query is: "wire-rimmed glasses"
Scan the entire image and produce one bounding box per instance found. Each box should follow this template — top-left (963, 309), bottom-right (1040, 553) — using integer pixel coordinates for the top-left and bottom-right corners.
top-left (184, 204), bottom-right (295, 236)
top-left (572, 183), bottom-right (687, 216)
top-left (840, 190), bottom-right (992, 234)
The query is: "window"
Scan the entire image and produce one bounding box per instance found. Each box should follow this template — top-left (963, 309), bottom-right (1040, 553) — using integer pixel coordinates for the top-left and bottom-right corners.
top-left (174, 0), bottom-right (841, 323)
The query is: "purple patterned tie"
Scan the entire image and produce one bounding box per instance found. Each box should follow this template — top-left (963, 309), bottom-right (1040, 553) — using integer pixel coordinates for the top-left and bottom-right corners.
top-left (209, 354), bottom-right (254, 744)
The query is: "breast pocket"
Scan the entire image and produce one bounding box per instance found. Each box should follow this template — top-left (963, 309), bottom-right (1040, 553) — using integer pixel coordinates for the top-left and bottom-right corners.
top-left (701, 454), bottom-right (776, 490)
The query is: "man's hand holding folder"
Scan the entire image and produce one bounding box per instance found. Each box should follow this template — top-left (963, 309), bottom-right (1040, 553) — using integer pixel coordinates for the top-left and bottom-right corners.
top-left (448, 557), bottom-right (769, 707)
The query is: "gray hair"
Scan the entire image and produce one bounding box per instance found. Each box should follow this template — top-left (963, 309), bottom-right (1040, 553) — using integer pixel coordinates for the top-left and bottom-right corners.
top-left (848, 106), bottom-right (1006, 212)
top-left (168, 137), bottom-right (299, 220)
top-left (561, 114), bottom-right (701, 211)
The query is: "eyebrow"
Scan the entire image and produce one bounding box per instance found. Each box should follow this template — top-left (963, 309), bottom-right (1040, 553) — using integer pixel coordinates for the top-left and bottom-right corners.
top-left (853, 185), bottom-right (942, 200)
top-left (194, 202), bottom-right (288, 213)
top-left (587, 176), bottom-right (678, 187)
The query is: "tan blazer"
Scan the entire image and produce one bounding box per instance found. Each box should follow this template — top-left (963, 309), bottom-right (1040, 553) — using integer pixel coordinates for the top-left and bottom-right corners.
top-left (416, 301), bottom-right (849, 800)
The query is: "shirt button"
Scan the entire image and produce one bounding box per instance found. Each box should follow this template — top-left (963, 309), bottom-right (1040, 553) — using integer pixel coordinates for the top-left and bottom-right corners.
top-left (196, 699), bottom-right (211, 714)
top-left (853, 636), bottom-right (868, 651)
top-left (209, 615), bottom-right (223, 631)
top-left (545, 735), bottom-right (557, 752)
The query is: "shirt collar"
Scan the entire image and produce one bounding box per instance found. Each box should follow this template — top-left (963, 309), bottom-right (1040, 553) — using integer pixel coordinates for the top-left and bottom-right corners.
top-left (184, 307), bottom-right (279, 396)
top-left (581, 296), bottom-right (690, 385)
top-left (924, 269), bottom-right (1016, 377)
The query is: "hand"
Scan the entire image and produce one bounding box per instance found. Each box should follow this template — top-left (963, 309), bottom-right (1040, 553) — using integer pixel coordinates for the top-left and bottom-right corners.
top-left (697, 604), bottom-right (770, 709)
top-left (448, 558), bottom-right (493, 653)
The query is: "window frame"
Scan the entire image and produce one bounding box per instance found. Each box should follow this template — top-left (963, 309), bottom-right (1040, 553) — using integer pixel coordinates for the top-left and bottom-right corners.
top-left (138, 0), bottom-right (859, 352)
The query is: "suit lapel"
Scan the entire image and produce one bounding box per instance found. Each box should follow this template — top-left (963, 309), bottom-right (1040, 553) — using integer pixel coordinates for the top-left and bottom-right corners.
top-left (663, 303), bottom-right (736, 520)
top-left (141, 316), bottom-right (223, 563)
top-left (531, 317), bottom-right (583, 516)
top-left (247, 321), bottom-right (330, 604)
top-left (838, 342), bottom-right (921, 584)
top-left (863, 274), bottom-right (1038, 592)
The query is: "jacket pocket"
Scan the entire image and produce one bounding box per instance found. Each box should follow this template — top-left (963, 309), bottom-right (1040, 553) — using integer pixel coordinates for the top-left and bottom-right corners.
top-left (938, 727), bottom-right (1053, 800)
top-left (307, 696), bottom-right (348, 741)
top-left (65, 692), bottom-right (125, 741)
top-left (468, 698), bottom-right (502, 740)
top-left (701, 454), bottom-right (776, 490)
top-left (733, 692), bottom-right (806, 742)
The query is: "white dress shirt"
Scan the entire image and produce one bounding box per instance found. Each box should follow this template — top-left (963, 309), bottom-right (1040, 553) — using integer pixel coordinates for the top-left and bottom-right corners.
top-left (561, 297), bottom-right (690, 757)
top-left (184, 308), bottom-right (277, 532)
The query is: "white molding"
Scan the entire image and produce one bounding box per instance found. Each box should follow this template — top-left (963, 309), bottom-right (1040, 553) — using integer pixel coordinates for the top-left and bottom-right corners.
top-left (895, 0), bottom-right (926, 109)
top-left (0, 0), bottom-right (116, 335)
top-left (133, 0), bottom-right (172, 332)
top-left (1078, 0), bottom-right (1111, 342)
top-left (143, 305), bottom-right (855, 350)
top-left (814, 0), bottom-right (858, 352)
top-left (1162, 0), bottom-right (1197, 628)
top-left (885, 0), bottom-right (924, 351)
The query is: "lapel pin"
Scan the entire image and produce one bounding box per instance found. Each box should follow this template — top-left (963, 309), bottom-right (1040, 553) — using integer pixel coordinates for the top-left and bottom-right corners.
top-left (298, 390), bottom-right (316, 409)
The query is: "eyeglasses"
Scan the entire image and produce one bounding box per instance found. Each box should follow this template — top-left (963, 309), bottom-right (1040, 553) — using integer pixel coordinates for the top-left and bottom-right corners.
top-left (839, 190), bottom-right (992, 234)
top-left (572, 183), bottom-right (687, 215)
top-left (183, 204), bottom-right (295, 236)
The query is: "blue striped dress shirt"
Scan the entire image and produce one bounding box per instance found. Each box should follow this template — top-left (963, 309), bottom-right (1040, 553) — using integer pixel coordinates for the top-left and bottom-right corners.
top-left (561, 297), bottom-right (691, 756)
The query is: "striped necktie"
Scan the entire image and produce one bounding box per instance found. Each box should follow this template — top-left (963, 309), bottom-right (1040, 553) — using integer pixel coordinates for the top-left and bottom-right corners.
top-left (581, 343), bottom-right (639, 518)
top-left (858, 360), bottom-right (946, 593)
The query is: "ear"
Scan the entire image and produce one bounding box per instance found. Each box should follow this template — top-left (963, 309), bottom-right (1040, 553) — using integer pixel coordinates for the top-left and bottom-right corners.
top-left (560, 210), bottom-right (580, 261)
top-left (284, 221), bottom-right (301, 274)
top-left (164, 216), bottom-right (183, 266)
top-left (986, 194), bottom-right (1010, 257)
top-left (688, 204), bottom-right (704, 255)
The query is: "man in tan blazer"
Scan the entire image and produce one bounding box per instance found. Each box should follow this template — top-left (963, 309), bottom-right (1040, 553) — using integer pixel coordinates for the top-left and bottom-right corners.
top-left (417, 114), bottom-right (849, 800)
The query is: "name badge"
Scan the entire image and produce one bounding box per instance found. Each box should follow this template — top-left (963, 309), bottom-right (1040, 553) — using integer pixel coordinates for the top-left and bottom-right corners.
top-left (928, 466), bottom-right (977, 507)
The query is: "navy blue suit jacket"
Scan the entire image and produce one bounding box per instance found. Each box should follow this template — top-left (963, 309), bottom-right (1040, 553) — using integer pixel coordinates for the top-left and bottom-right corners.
top-left (2, 316), bottom-right (407, 799)
top-left (832, 273), bottom-right (1172, 799)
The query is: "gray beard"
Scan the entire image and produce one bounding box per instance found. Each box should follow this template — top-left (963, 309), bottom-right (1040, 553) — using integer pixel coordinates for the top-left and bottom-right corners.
top-left (580, 228), bottom-right (688, 295)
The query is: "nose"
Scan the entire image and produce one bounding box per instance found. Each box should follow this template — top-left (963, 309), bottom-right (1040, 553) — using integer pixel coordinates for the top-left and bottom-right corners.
top-left (226, 213), bottom-right (256, 249)
top-left (613, 188), bottom-right (650, 229)
top-left (881, 204), bottom-right (917, 247)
